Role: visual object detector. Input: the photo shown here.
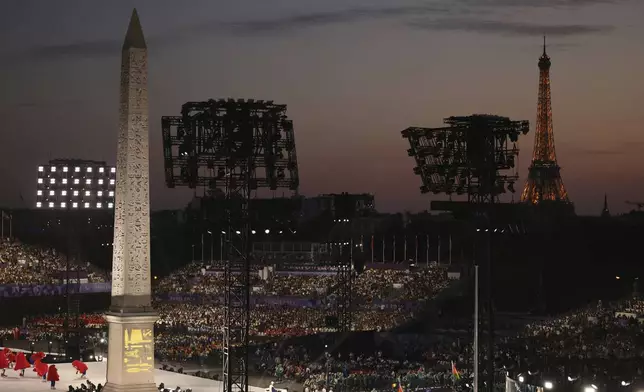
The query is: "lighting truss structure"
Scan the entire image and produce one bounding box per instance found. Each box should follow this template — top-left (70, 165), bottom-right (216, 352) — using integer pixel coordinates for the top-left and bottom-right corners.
top-left (327, 223), bottom-right (354, 335)
top-left (403, 114), bottom-right (529, 392)
top-left (402, 115), bottom-right (529, 204)
top-left (336, 245), bottom-right (353, 334)
top-left (36, 159), bottom-right (116, 210)
top-left (161, 98), bottom-right (299, 192)
top-left (161, 99), bottom-right (300, 392)
top-left (35, 158), bottom-right (116, 360)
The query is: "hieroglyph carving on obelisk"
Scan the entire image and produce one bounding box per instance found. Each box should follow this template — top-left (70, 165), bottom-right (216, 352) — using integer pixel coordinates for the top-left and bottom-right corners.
top-left (103, 9), bottom-right (158, 392)
top-left (111, 8), bottom-right (152, 311)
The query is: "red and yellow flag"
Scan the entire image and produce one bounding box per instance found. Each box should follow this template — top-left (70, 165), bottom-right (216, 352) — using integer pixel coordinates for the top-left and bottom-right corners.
top-left (451, 361), bottom-right (461, 380)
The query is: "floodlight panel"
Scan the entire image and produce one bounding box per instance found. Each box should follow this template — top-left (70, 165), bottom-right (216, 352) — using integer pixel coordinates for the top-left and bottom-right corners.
top-left (36, 161), bottom-right (117, 209)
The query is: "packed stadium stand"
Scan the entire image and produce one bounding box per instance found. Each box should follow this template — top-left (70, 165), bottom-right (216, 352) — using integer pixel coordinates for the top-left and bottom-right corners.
top-left (0, 239), bottom-right (107, 284)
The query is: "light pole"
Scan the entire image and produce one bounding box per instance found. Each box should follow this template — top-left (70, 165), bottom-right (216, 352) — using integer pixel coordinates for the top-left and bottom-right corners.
top-left (220, 231), bottom-right (225, 262)
top-left (207, 230), bottom-right (213, 264)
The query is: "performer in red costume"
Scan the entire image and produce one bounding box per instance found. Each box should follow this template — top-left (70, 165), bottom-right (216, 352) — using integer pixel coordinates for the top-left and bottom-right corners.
top-left (34, 359), bottom-right (49, 382)
top-left (47, 364), bottom-right (59, 390)
top-left (13, 351), bottom-right (31, 376)
top-left (7, 350), bottom-right (16, 368)
top-left (30, 351), bottom-right (45, 364)
top-left (0, 350), bottom-right (9, 377)
top-left (72, 359), bottom-right (88, 378)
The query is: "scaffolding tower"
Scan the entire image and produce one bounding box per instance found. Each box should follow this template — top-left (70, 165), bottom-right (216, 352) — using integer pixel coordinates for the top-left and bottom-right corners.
top-left (161, 99), bottom-right (299, 392)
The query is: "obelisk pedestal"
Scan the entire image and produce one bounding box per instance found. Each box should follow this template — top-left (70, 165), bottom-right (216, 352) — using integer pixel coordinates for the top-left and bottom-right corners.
top-left (103, 9), bottom-right (157, 392)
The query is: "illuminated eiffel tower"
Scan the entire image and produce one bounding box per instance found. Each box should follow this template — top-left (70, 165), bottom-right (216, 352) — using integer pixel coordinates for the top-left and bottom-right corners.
top-left (521, 37), bottom-right (570, 204)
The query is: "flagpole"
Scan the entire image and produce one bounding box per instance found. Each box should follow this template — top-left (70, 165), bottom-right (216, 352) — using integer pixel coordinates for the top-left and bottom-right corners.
top-left (474, 264), bottom-right (480, 392)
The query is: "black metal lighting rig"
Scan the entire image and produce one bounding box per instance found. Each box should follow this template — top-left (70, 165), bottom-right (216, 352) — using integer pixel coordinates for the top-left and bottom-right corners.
top-left (402, 115), bottom-right (528, 204)
top-left (335, 243), bottom-right (353, 333)
top-left (402, 114), bottom-right (529, 392)
top-left (36, 159), bottom-right (117, 360)
top-left (161, 98), bottom-right (300, 392)
top-left (162, 98), bottom-right (299, 191)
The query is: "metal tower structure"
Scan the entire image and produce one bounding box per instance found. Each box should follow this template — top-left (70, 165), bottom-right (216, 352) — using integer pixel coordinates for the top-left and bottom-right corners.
top-left (403, 114), bottom-right (529, 392)
top-left (36, 159), bottom-right (116, 360)
top-left (336, 243), bottom-right (353, 333)
top-left (403, 115), bottom-right (528, 204)
top-left (521, 37), bottom-right (570, 204)
top-left (161, 99), bottom-right (299, 392)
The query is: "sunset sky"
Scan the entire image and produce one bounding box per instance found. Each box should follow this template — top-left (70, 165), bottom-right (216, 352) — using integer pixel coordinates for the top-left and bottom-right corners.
top-left (2, 0), bottom-right (644, 215)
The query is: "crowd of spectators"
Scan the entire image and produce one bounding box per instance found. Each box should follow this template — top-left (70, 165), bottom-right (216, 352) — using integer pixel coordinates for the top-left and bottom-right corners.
top-left (514, 299), bottom-right (644, 364)
top-left (9, 249), bottom-right (644, 391)
top-left (148, 261), bottom-right (450, 361)
top-left (0, 239), bottom-right (107, 284)
top-left (155, 261), bottom-right (450, 302)
top-left (243, 298), bottom-right (644, 392)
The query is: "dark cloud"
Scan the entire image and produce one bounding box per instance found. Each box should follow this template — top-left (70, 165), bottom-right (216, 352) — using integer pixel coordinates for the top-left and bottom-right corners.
top-left (216, 5), bottom-right (452, 35)
top-left (453, 0), bottom-right (626, 8)
top-left (409, 19), bottom-right (614, 36)
top-left (12, 1), bottom-right (620, 61)
top-left (14, 5), bottom-right (449, 60)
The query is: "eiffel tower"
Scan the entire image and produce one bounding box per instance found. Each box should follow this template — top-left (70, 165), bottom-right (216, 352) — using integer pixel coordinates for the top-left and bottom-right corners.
top-left (521, 37), bottom-right (570, 204)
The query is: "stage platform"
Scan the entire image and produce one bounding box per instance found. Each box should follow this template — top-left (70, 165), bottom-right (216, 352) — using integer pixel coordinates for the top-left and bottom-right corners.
top-left (0, 357), bottom-right (268, 392)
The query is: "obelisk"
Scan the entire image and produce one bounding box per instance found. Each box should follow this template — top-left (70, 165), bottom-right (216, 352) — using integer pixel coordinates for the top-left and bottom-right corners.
top-left (103, 9), bottom-right (158, 392)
